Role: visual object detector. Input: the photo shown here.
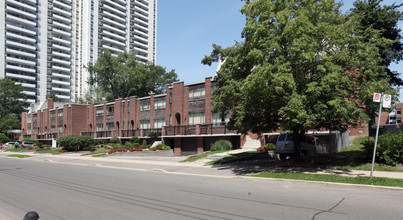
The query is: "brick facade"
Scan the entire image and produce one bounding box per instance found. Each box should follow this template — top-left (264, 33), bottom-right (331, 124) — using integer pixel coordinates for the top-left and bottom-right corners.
top-left (21, 77), bottom-right (376, 155)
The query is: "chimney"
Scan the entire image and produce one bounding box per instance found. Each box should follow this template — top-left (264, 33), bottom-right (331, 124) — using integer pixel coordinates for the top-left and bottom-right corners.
top-left (47, 98), bottom-right (54, 109)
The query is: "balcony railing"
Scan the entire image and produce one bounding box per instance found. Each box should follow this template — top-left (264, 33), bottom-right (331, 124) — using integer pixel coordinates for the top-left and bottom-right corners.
top-left (164, 123), bottom-right (236, 136)
top-left (96, 131), bottom-right (112, 138)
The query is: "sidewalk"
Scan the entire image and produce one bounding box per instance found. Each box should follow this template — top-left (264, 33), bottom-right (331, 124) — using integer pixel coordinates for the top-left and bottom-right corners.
top-left (1, 150), bottom-right (403, 180)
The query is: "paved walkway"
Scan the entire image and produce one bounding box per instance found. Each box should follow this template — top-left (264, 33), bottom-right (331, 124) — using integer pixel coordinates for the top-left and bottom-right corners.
top-left (1, 150), bottom-right (403, 180)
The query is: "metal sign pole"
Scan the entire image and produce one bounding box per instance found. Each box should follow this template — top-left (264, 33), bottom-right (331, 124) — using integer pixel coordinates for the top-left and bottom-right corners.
top-left (370, 94), bottom-right (383, 179)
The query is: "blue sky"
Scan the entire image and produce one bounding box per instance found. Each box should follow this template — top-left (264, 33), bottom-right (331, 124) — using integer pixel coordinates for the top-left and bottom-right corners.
top-left (157, 0), bottom-right (402, 99)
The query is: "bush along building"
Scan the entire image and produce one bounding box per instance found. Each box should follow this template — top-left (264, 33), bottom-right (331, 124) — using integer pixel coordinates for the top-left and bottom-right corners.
top-left (21, 77), bottom-right (367, 156)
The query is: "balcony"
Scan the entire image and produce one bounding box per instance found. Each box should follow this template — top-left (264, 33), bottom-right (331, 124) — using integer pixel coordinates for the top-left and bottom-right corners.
top-left (52, 51), bottom-right (71, 59)
top-left (52, 87), bottom-right (70, 93)
top-left (6, 56), bottom-right (36, 66)
top-left (102, 45), bottom-right (124, 53)
top-left (52, 58), bottom-right (71, 66)
top-left (52, 72), bottom-right (70, 79)
top-left (52, 43), bottom-right (71, 52)
top-left (163, 123), bottom-right (237, 136)
top-left (6, 14), bottom-right (36, 27)
top-left (6, 32), bottom-right (36, 44)
top-left (102, 36), bottom-right (125, 47)
top-left (102, 23), bottom-right (126, 35)
top-left (6, 72), bottom-right (36, 81)
top-left (52, 36), bottom-right (71, 45)
top-left (52, 28), bottom-right (72, 37)
top-left (5, 24), bottom-right (36, 36)
top-left (52, 21), bottom-right (72, 31)
top-left (102, 10), bottom-right (126, 23)
top-left (102, 30), bottom-right (126, 41)
top-left (51, 79), bottom-right (70, 86)
top-left (53, 0), bottom-right (72, 10)
top-left (6, 5), bottom-right (37, 20)
top-left (52, 7), bottom-right (72, 17)
top-left (52, 65), bottom-right (71, 73)
top-left (55, 94), bottom-right (70, 100)
top-left (6, 40), bottom-right (36, 51)
top-left (96, 131), bottom-right (112, 138)
top-left (5, 64), bottom-right (36, 73)
top-left (52, 14), bottom-right (72, 24)
top-left (102, 17), bottom-right (126, 29)
top-left (104, 0), bottom-right (126, 11)
top-left (103, 4), bottom-right (126, 17)
top-left (6, 0), bottom-right (37, 12)
top-left (6, 48), bottom-right (36, 58)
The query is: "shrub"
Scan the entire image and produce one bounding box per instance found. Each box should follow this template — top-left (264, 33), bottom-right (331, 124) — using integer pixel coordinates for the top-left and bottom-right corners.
top-left (57, 136), bottom-right (95, 151)
top-left (94, 139), bottom-right (107, 145)
top-left (147, 130), bottom-right (159, 138)
top-left (257, 143), bottom-right (276, 152)
top-left (363, 133), bottom-right (403, 166)
top-left (211, 140), bottom-right (232, 151)
top-left (150, 144), bottom-right (171, 151)
top-left (109, 137), bottom-right (120, 144)
top-left (21, 137), bottom-right (39, 144)
top-left (0, 133), bottom-right (10, 144)
top-left (129, 136), bottom-right (140, 144)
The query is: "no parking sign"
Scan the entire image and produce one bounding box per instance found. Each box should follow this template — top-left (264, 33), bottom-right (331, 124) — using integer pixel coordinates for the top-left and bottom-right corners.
top-left (373, 93), bottom-right (381, 102)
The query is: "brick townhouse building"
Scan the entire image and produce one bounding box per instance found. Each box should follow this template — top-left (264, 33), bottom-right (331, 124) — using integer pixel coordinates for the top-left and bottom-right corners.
top-left (21, 77), bottom-right (367, 156)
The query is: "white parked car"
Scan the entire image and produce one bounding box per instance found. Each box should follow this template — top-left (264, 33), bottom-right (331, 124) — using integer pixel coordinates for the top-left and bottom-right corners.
top-left (274, 133), bottom-right (324, 159)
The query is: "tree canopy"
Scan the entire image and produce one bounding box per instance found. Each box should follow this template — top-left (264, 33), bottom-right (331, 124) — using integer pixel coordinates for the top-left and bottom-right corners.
top-left (202, 0), bottom-right (395, 157)
top-left (350, 0), bottom-right (403, 86)
top-left (0, 78), bottom-right (28, 133)
top-left (86, 50), bottom-right (178, 102)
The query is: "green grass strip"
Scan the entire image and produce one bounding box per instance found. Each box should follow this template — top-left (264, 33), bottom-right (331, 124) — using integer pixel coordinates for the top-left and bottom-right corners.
top-left (92, 152), bottom-right (108, 157)
top-left (248, 172), bottom-right (403, 188)
top-left (180, 150), bottom-right (231, 163)
top-left (6, 154), bottom-right (31, 158)
top-left (35, 150), bottom-right (60, 155)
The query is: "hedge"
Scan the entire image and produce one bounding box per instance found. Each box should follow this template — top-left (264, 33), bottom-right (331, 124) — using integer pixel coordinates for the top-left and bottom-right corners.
top-left (363, 133), bottom-right (403, 166)
top-left (57, 135), bottom-right (95, 151)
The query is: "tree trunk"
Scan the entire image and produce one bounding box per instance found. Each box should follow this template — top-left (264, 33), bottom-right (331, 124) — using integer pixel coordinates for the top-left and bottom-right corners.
top-left (292, 128), bottom-right (303, 161)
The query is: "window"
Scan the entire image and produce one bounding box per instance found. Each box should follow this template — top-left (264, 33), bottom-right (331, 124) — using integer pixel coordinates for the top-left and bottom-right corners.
top-left (106, 106), bottom-right (114, 116)
top-left (96, 108), bottom-right (104, 116)
top-left (189, 87), bottom-right (205, 101)
top-left (140, 101), bottom-right (150, 111)
top-left (154, 99), bottom-right (165, 109)
top-left (57, 111), bottom-right (63, 117)
top-left (397, 108), bottom-right (401, 115)
top-left (96, 124), bottom-right (103, 131)
top-left (140, 120), bottom-right (150, 129)
top-left (189, 112), bottom-right (205, 125)
top-left (50, 112), bottom-right (56, 119)
top-left (51, 126), bottom-right (56, 133)
top-left (106, 123), bottom-right (114, 131)
top-left (397, 118), bottom-right (402, 124)
top-left (212, 112), bottom-right (230, 124)
top-left (57, 125), bottom-right (63, 133)
top-left (154, 119), bottom-right (165, 128)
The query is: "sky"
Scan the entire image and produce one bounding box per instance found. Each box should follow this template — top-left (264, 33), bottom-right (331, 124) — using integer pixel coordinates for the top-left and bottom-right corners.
top-left (157, 0), bottom-right (402, 99)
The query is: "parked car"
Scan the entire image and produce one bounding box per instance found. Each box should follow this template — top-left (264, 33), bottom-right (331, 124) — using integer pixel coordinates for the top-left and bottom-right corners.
top-left (21, 141), bottom-right (36, 148)
top-left (274, 133), bottom-right (324, 159)
top-left (4, 142), bottom-right (17, 148)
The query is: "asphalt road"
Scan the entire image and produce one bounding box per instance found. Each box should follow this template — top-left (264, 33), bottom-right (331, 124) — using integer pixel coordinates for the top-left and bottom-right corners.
top-left (1, 156), bottom-right (403, 220)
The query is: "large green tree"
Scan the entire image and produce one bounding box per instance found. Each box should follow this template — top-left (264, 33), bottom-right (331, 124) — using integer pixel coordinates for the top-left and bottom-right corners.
top-left (87, 50), bottom-right (178, 102)
top-left (0, 78), bottom-right (28, 133)
top-left (203, 0), bottom-right (395, 158)
top-left (350, 0), bottom-right (403, 86)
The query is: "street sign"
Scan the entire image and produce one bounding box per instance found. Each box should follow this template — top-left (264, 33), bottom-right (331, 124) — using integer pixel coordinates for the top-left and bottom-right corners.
top-left (373, 93), bottom-right (381, 102)
top-left (383, 94), bottom-right (391, 108)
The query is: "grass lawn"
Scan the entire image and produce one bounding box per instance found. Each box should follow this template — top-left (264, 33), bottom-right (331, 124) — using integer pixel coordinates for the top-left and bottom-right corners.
top-left (6, 154), bottom-right (31, 158)
top-left (81, 151), bottom-right (108, 157)
top-left (35, 150), bottom-right (60, 155)
top-left (180, 150), bottom-right (231, 163)
top-left (248, 172), bottom-right (403, 188)
top-left (6, 148), bottom-right (29, 152)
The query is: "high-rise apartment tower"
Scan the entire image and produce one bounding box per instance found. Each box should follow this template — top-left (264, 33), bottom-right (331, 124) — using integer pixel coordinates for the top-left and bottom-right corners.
top-left (0, 0), bottom-right (157, 103)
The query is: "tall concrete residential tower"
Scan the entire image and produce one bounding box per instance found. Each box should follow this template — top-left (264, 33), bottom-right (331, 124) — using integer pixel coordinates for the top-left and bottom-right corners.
top-left (0, 0), bottom-right (157, 104)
